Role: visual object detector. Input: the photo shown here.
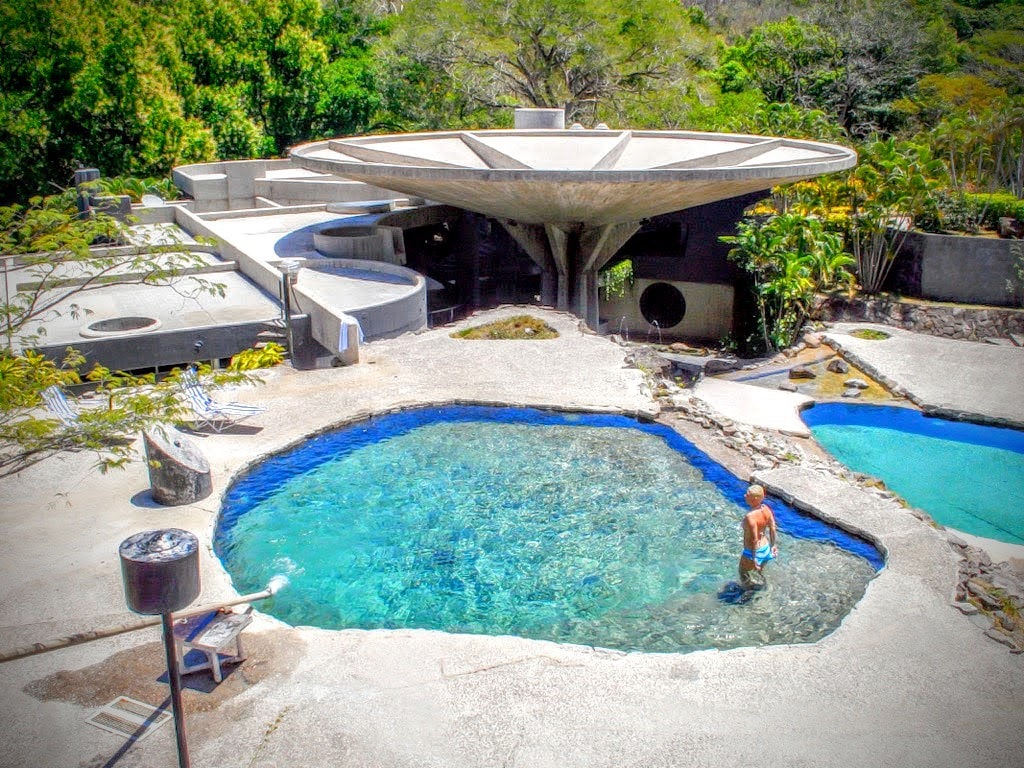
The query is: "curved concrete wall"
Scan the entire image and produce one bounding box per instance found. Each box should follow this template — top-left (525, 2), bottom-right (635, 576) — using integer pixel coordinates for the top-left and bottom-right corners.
top-left (297, 258), bottom-right (427, 342)
top-left (313, 226), bottom-right (397, 262)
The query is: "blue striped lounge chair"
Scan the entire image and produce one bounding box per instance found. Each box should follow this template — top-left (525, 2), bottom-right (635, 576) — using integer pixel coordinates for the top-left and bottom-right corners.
top-left (179, 367), bottom-right (266, 433)
top-left (41, 385), bottom-right (80, 428)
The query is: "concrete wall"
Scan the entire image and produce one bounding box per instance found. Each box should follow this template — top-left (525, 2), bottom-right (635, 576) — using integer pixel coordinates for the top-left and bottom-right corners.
top-left (35, 319), bottom-right (275, 372)
top-left (313, 226), bottom-right (399, 263)
top-left (174, 158), bottom-right (404, 213)
top-left (888, 231), bottom-right (1021, 307)
top-left (600, 280), bottom-right (734, 342)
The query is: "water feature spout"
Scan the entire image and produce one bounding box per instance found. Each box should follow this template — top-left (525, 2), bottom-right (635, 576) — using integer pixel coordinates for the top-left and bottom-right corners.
top-left (617, 316), bottom-right (630, 342)
top-left (648, 320), bottom-right (661, 344)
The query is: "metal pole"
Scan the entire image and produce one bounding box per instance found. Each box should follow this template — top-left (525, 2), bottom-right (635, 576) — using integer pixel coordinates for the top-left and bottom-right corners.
top-left (282, 272), bottom-right (296, 361)
top-left (161, 613), bottom-right (191, 768)
top-left (0, 581), bottom-right (285, 664)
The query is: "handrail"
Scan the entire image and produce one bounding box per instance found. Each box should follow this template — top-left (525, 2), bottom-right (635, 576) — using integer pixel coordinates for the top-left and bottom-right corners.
top-left (0, 577), bottom-right (287, 664)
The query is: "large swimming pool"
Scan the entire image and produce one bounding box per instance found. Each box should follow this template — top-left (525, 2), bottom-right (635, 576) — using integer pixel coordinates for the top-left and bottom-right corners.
top-left (217, 406), bottom-right (881, 653)
top-left (803, 403), bottom-right (1024, 544)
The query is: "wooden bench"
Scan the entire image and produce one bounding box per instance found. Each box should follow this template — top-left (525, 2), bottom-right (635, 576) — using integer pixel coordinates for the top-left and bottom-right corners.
top-left (173, 607), bottom-right (253, 683)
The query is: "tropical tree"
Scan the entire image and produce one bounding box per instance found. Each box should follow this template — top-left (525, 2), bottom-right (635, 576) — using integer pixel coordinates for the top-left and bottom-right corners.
top-left (387, 0), bottom-right (717, 126)
top-left (0, 188), bottom-right (274, 477)
top-left (0, 0), bottom-right (217, 204)
top-left (846, 140), bottom-right (945, 293)
top-left (721, 2), bottom-right (947, 136)
top-left (722, 212), bottom-right (852, 352)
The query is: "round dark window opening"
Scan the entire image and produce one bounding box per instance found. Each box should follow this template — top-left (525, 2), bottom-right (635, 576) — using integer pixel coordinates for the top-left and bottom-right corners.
top-left (639, 283), bottom-right (686, 329)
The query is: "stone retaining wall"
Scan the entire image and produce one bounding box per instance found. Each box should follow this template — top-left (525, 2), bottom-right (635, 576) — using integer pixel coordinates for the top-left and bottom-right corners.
top-left (815, 295), bottom-right (1024, 342)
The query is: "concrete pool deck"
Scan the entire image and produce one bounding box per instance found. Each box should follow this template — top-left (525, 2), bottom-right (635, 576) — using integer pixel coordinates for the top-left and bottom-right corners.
top-left (1, 307), bottom-right (1022, 768)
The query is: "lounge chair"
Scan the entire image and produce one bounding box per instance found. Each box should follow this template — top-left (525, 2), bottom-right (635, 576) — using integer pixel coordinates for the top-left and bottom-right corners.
top-left (179, 367), bottom-right (266, 433)
top-left (41, 385), bottom-right (80, 428)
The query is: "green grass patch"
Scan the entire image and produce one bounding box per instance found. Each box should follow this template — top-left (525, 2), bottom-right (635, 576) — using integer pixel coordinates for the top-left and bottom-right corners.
top-left (850, 328), bottom-right (891, 340)
top-left (451, 315), bottom-right (558, 340)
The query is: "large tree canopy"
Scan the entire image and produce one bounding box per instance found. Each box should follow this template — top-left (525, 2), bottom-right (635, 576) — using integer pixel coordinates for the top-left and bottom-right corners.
top-left (0, 0), bottom-right (1022, 201)
top-left (388, 0), bottom-right (717, 126)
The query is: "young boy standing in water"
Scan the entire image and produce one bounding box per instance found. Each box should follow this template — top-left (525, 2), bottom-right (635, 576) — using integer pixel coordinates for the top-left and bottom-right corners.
top-left (739, 484), bottom-right (778, 588)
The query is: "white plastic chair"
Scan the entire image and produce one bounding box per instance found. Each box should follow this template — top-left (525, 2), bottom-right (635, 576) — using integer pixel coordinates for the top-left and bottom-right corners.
top-left (179, 368), bottom-right (266, 433)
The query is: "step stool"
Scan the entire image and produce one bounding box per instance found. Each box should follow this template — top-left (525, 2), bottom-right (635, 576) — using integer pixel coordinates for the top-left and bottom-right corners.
top-left (173, 607), bottom-right (253, 683)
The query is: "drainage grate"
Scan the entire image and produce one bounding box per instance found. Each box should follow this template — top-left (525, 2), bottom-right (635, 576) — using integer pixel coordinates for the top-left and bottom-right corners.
top-left (85, 697), bottom-right (172, 741)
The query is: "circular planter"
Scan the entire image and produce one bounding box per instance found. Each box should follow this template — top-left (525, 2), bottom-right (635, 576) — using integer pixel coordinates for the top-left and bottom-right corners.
top-left (313, 225), bottom-right (395, 261)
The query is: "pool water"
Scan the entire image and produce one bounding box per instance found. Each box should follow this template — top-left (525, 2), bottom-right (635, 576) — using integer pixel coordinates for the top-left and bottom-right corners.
top-left (803, 403), bottom-right (1024, 544)
top-left (217, 406), bottom-right (880, 653)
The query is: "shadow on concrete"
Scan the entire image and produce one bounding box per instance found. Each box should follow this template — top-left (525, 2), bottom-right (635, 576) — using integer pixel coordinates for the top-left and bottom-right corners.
top-left (177, 424), bottom-right (264, 437)
top-left (129, 490), bottom-right (164, 510)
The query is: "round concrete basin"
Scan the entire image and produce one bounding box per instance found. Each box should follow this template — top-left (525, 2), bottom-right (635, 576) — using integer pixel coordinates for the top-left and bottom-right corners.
top-left (313, 225), bottom-right (394, 261)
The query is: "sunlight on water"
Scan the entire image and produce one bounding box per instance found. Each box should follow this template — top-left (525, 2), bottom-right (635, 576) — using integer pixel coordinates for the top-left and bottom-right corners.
top-left (218, 407), bottom-right (879, 653)
top-left (806, 404), bottom-right (1024, 544)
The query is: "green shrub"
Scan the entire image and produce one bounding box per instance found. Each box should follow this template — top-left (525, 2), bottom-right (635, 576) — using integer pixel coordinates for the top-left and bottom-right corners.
top-left (919, 189), bottom-right (1024, 233)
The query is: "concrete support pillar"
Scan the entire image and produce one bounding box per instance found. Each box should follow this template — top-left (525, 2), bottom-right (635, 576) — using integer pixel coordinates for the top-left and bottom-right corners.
top-left (498, 217), bottom-right (639, 328)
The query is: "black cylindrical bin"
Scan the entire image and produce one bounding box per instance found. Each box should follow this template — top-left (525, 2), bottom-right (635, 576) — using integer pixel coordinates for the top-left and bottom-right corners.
top-left (119, 529), bottom-right (201, 615)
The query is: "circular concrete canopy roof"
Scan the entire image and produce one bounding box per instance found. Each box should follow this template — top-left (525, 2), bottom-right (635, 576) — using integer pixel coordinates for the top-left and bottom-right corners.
top-left (291, 129), bottom-right (857, 226)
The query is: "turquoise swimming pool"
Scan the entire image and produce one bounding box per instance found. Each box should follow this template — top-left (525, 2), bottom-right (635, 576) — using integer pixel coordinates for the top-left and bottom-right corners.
top-left (803, 403), bottom-right (1024, 544)
top-left (217, 406), bottom-right (881, 653)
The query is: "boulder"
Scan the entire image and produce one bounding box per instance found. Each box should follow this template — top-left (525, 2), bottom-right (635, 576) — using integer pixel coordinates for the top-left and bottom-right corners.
top-left (997, 217), bottom-right (1024, 239)
top-left (841, 388), bottom-right (862, 399)
top-left (144, 427), bottom-right (212, 506)
top-left (844, 377), bottom-right (870, 389)
top-left (788, 365), bottom-right (816, 380)
top-left (826, 358), bottom-right (850, 374)
top-left (802, 331), bottom-right (823, 348)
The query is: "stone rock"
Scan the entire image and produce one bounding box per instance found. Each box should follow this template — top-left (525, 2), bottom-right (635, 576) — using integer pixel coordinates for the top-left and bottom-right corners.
top-left (994, 611), bottom-right (1016, 631)
top-left (947, 532), bottom-right (969, 548)
top-left (953, 601), bottom-right (979, 615)
top-left (778, 382), bottom-right (798, 392)
top-left (997, 216), bottom-right (1024, 239)
top-left (992, 573), bottom-right (1024, 598)
top-left (143, 427), bottom-right (212, 506)
top-left (802, 332), bottom-right (823, 348)
top-left (966, 580), bottom-right (1002, 611)
top-left (826, 358), bottom-right (849, 374)
top-left (841, 388), bottom-right (862, 399)
top-left (844, 377), bottom-right (869, 389)
top-left (984, 628), bottom-right (1017, 648)
top-left (789, 366), bottom-right (816, 380)
top-left (969, 613), bottom-right (993, 630)
top-left (669, 342), bottom-right (693, 352)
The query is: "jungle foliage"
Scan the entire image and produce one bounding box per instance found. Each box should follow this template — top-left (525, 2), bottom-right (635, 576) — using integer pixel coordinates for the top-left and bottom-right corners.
top-left (2, 0), bottom-right (1020, 203)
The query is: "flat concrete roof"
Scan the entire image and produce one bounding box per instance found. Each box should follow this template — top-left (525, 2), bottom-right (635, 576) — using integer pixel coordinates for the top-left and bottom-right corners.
top-left (1, 308), bottom-right (1021, 768)
top-left (19, 267), bottom-right (281, 350)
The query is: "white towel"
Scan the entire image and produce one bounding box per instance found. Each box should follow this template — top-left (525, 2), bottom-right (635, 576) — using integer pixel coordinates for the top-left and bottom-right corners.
top-left (338, 315), bottom-right (365, 352)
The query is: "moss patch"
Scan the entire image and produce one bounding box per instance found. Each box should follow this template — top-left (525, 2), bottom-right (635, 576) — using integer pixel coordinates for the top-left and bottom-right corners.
top-left (452, 315), bottom-right (558, 340)
top-left (850, 328), bottom-right (891, 340)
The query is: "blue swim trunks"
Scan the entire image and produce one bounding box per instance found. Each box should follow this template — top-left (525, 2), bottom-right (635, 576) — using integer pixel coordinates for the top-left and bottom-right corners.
top-left (742, 543), bottom-right (774, 567)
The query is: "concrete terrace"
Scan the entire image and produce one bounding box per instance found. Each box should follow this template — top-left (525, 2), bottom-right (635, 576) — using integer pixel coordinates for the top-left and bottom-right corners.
top-left (1, 307), bottom-right (1023, 768)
